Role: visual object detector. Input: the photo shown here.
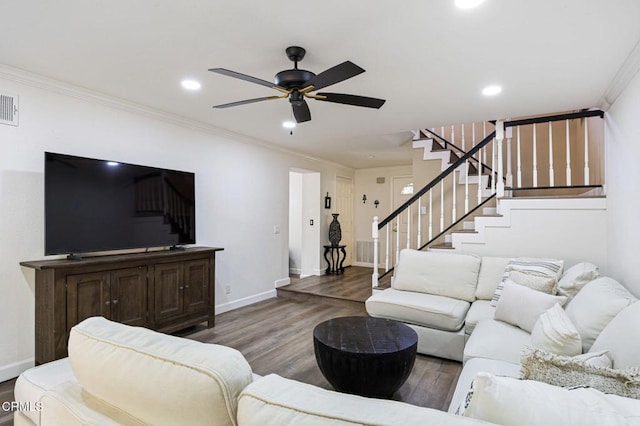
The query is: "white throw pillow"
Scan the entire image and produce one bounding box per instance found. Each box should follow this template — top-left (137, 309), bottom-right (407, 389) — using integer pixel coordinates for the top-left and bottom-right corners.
top-left (557, 262), bottom-right (599, 301)
top-left (494, 282), bottom-right (567, 333)
top-left (574, 350), bottom-right (614, 369)
top-left (590, 301), bottom-right (640, 369)
top-left (530, 303), bottom-right (582, 356)
top-left (509, 270), bottom-right (558, 294)
top-left (491, 257), bottom-right (564, 306)
top-left (459, 372), bottom-right (640, 425)
top-left (475, 256), bottom-right (510, 300)
top-left (565, 277), bottom-right (637, 353)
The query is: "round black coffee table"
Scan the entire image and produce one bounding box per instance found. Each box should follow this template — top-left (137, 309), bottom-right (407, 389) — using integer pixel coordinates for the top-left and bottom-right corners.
top-left (313, 316), bottom-right (418, 398)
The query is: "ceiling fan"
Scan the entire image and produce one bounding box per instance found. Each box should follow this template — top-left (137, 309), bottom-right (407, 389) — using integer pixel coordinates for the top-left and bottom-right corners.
top-left (208, 46), bottom-right (386, 123)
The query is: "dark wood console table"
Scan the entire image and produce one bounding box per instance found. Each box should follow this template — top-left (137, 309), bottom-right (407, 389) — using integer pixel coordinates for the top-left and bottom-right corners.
top-left (21, 246), bottom-right (223, 365)
top-left (323, 245), bottom-right (346, 274)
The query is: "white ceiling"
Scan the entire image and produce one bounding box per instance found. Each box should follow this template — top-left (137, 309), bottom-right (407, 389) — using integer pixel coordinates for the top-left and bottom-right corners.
top-left (2, 0), bottom-right (639, 168)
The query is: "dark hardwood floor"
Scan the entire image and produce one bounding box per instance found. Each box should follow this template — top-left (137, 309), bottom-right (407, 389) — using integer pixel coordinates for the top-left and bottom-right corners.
top-left (0, 266), bottom-right (460, 424)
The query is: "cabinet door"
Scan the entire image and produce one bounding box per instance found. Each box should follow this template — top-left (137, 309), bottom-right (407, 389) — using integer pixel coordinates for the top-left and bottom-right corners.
top-left (67, 271), bottom-right (111, 331)
top-left (184, 259), bottom-right (209, 313)
top-left (154, 262), bottom-right (184, 321)
top-left (111, 267), bottom-right (148, 327)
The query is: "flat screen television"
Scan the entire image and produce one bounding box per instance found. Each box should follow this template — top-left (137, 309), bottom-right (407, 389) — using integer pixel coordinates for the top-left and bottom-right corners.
top-left (45, 152), bottom-right (196, 256)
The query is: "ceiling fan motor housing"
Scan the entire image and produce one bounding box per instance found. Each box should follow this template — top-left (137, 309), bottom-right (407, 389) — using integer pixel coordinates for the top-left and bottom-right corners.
top-left (274, 69), bottom-right (316, 90)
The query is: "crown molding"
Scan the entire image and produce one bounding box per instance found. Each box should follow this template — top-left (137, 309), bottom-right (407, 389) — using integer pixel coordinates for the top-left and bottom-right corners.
top-left (599, 37), bottom-right (640, 110)
top-left (0, 63), bottom-right (354, 171)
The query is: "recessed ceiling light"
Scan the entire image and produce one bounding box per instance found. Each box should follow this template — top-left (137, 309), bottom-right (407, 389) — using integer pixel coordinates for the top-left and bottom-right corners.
top-left (455, 0), bottom-right (485, 9)
top-left (181, 80), bottom-right (201, 91)
top-left (482, 85), bottom-right (502, 96)
top-left (106, 161), bottom-right (120, 167)
top-left (282, 120), bottom-right (296, 129)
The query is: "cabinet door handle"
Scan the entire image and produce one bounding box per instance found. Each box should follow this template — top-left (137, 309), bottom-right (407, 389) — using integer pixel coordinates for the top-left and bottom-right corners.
top-left (179, 286), bottom-right (184, 290)
top-left (105, 300), bottom-right (111, 305)
top-left (112, 299), bottom-right (118, 305)
top-left (185, 285), bottom-right (190, 289)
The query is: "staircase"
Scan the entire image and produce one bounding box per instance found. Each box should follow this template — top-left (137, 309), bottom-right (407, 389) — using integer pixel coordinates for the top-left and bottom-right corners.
top-left (371, 110), bottom-right (606, 288)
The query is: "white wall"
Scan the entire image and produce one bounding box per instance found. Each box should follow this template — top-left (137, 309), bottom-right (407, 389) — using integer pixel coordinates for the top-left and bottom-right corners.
top-left (605, 67), bottom-right (640, 297)
top-left (0, 70), bottom-right (353, 381)
top-left (455, 198), bottom-right (608, 273)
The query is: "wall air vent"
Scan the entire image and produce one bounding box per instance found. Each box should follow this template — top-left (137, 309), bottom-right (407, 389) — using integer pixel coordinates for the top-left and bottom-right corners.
top-left (0, 92), bottom-right (19, 126)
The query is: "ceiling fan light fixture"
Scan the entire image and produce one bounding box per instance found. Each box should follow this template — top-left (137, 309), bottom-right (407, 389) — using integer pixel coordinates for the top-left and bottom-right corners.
top-left (455, 0), bottom-right (485, 9)
top-left (282, 120), bottom-right (296, 129)
top-left (181, 79), bottom-right (201, 91)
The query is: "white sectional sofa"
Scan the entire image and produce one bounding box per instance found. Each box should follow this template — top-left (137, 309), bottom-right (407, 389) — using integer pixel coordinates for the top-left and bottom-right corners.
top-left (367, 249), bottom-right (640, 424)
top-left (13, 249), bottom-right (640, 425)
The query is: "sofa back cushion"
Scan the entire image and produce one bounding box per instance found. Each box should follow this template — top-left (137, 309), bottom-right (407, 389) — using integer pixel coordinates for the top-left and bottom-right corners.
top-left (590, 301), bottom-right (640, 369)
top-left (475, 256), bottom-right (510, 300)
top-left (68, 317), bottom-right (253, 426)
top-left (393, 249), bottom-right (481, 302)
top-left (564, 277), bottom-right (637, 353)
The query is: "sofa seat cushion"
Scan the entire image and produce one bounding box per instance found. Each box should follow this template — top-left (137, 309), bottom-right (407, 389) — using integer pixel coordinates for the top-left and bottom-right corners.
top-left (463, 319), bottom-right (531, 364)
top-left (448, 357), bottom-right (521, 414)
top-left (465, 301), bottom-right (496, 335)
top-left (366, 288), bottom-right (470, 332)
top-left (68, 317), bottom-right (253, 426)
top-left (392, 249), bottom-right (481, 302)
top-left (237, 373), bottom-right (489, 426)
top-left (14, 358), bottom-right (76, 425)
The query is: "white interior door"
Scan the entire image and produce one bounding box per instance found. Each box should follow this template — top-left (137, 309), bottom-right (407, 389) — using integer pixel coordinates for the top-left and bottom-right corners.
top-left (335, 176), bottom-right (354, 266)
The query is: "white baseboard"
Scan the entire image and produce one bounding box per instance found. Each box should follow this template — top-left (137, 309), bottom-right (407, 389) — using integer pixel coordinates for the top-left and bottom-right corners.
top-left (0, 358), bottom-right (34, 382)
top-left (288, 268), bottom-right (301, 275)
top-left (275, 277), bottom-right (290, 288)
top-left (215, 290), bottom-right (276, 315)
top-left (353, 261), bottom-right (375, 268)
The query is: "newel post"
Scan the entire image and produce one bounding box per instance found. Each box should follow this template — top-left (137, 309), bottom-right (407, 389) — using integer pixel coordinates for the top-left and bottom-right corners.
top-left (372, 216), bottom-right (379, 288)
top-left (496, 120), bottom-right (505, 197)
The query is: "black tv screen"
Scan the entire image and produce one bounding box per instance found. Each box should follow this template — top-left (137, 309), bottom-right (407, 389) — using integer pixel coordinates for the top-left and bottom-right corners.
top-left (45, 152), bottom-right (196, 256)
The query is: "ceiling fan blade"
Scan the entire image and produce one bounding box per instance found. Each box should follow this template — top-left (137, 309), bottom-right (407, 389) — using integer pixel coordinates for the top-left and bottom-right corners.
top-left (292, 100), bottom-right (311, 123)
top-left (315, 93), bottom-right (386, 109)
top-left (213, 96), bottom-right (282, 109)
top-left (208, 68), bottom-right (288, 92)
top-left (301, 61), bottom-right (365, 92)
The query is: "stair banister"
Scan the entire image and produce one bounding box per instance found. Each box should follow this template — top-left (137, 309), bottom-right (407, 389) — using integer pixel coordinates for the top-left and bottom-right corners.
top-left (566, 120), bottom-right (572, 186)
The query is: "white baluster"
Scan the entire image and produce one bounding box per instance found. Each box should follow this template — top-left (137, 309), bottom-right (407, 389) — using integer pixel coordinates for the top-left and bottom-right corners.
top-left (549, 122), bottom-right (554, 187)
top-left (385, 226), bottom-right (390, 272)
top-left (428, 190), bottom-right (433, 241)
top-left (440, 180), bottom-right (445, 233)
top-left (477, 146), bottom-right (482, 204)
top-left (417, 198), bottom-right (422, 248)
top-left (533, 124), bottom-right (538, 187)
top-left (406, 206), bottom-right (411, 249)
top-left (506, 126), bottom-right (513, 187)
top-left (517, 126), bottom-right (522, 187)
top-left (491, 138), bottom-right (496, 193)
top-left (472, 123), bottom-right (476, 157)
top-left (395, 217), bottom-right (400, 266)
top-left (441, 126), bottom-right (445, 141)
top-left (451, 125), bottom-right (455, 147)
top-left (584, 118), bottom-right (590, 185)
top-left (461, 124), bottom-right (466, 151)
top-left (464, 160), bottom-right (470, 214)
top-left (566, 119), bottom-right (572, 186)
top-left (372, 216), bottom-right (379, 287)
top-left (452, 171), bottom-right (457, 222)
top-left (483, 122), bottom-right (487, 163)
top-left (496, 120), bottom-right (505, 197)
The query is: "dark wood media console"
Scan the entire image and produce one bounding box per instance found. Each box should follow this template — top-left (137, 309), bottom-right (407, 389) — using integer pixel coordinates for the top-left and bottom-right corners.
top-left (21, 246), bottom-right (223, 365)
